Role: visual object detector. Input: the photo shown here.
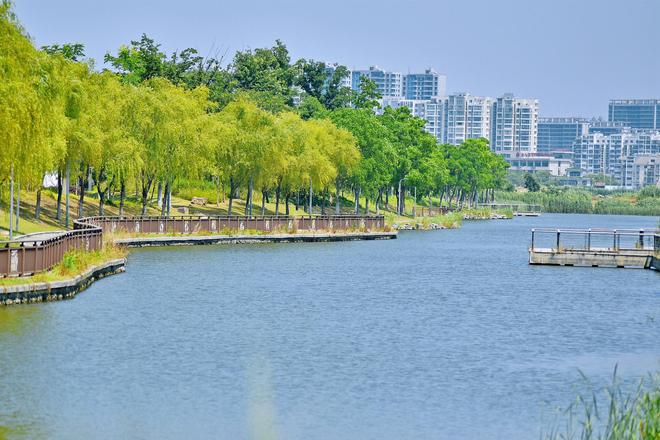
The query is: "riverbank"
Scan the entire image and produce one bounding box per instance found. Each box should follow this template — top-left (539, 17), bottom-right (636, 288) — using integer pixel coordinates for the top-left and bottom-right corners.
top-left (114, 231), bottom-right (397, 247)
top-left (0, 258), bottom-right (126, 305)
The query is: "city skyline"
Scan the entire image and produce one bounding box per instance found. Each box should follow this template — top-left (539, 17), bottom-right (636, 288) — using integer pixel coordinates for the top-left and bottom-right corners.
top-left (13, 0), bottom-right (660, 118)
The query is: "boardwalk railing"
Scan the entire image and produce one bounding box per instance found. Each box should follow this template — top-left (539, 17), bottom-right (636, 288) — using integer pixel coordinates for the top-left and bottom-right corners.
top-left (416, 207), bottom-right (449, 217)
top-left (1, 214), bottom-right (385, 277)
top-left (81, 214), bottom-right (385, 235)
top-left (0, 219), bottom-right (103, 278)
top-left (530, 228), bottom-right (660, 253)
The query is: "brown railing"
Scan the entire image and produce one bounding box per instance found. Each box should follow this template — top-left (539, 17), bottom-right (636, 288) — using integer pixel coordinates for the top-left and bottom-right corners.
top-left (0, 219), bottom-right (103, 277)
top-left (81, 214), bottom-right (385, 235)
top-left (1, 214), bottom-right (385, 277)
top-left (416, 207), bottom-right (449, 217)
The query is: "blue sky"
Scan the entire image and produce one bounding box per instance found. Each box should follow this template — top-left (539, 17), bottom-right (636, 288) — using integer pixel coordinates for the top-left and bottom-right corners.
top-left (14, 0), bottom-right (660, 117)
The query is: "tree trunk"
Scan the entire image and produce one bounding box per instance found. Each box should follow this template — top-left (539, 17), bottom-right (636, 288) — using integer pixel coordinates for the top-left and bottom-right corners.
top-left (308, 178), bottom-right (313, 216)
top-left (228, 178), bottom-right (236, 216)
top-left (78, 165), bottom-right (89, 218)
top-left (65, 161), bottom-right (70, 228)
top-left (245, 176), bottom-right (253, 216)
top-left (261, 189), bottom-right (267, 216)
top-left (140, 175), bottom-right (153, 216)
top-left (98, 189), bottom-right (106, 216)
top-left (56, 168), bottom-right (63, 221)
top-left (15, 182), bottom-right (20, 232)
top-left (364, 197), bottom-right (369, 215)
top-left (275, 180), bottom-right (282, 217)
top-left (157, 182), bottom-right (163, 208)
top-left (167, 185), bottom-right (172, 216)
top-left (35, 185), bottom-right (43, 221)
top-left (354, 188), bottom-right (360, 215)
top-left (385, 188), bottom-right (389, 210)
top-left (285, 193), bottom-right (290, 216)
top-left (119, 179), bottom-right (126, 217)
top-left (335, 177), bottom-right (341, 215)
top-left (161, 181), bottom-right (170, 216)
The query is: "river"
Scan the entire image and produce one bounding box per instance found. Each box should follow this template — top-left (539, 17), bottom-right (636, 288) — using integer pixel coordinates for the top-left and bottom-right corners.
top-left (0, 213), bottom-right (658, 439)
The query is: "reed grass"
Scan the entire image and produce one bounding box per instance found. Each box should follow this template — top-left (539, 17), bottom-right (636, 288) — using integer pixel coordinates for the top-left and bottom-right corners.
top-left (543, 369), bottom-right (660, 440)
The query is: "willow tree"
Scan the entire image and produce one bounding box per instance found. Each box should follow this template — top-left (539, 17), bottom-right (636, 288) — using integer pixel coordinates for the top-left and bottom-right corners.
top-left (0, 2), bottom-right (63, 235)
top-left (215, 97), bottom-right (274, 215)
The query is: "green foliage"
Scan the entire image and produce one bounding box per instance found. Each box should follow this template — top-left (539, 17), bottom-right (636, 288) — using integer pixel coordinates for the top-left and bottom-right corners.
top-left (543, 372), bottom-right (660, 440)
top-left (497, 187), bottom-right (660, 215)
top-left (524, 173), bottom-right (541, 192)
top-left (353, 77), bottom-right (381, 110)
top-left (0, 3), bottom-right (532, 226)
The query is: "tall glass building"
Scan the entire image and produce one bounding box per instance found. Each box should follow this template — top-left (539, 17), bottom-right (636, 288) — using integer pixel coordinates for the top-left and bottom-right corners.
top-left (537, 117), bottom-right (589, 154)
top-left (608, 99), bottom-right (660, 129)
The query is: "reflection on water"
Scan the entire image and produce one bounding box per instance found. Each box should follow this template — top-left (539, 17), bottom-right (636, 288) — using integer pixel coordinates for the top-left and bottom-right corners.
top-left (0, 214), bottom-right (658, 440)
top-left (246, 356), bottom-right (279, 440)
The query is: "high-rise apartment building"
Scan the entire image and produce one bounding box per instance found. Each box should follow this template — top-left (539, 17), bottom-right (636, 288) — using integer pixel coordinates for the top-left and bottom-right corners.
top-left (608, 99), bottom-right (660, 130)
top-left (537, 117), bottom-right (589, 154)
top-left (351, 66), bottom-right (403, 98)
top-left (588, 120), bottom-right (628, 135)
top-left (573, 129), bottom-right (660, 186)
top-left (324, 62), bottom-right (352, 90)
top-left (443, 93), bottom-right (493, 145)
top-left (491, 94), bottom-right (539, 156)
top-left (402, 69), bottom-right (446, 100)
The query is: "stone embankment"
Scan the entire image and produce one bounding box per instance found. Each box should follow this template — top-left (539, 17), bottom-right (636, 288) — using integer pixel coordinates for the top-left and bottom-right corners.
top-left (115, 231), bottom-right (397, 247)
top-left (0, 259), bottom-right (126, 305)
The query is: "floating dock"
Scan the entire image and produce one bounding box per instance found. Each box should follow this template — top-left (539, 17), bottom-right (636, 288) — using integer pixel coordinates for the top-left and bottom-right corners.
top-left (529, 228), bottom-right (659, 269)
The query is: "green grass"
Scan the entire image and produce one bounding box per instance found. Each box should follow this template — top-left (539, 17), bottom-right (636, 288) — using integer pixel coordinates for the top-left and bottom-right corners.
top-left (0, 245), bottom-right (127, 287)
top-left (383, 211), bottom-right (463, 229)
top-left (543, 371), bottom-right (660, 440)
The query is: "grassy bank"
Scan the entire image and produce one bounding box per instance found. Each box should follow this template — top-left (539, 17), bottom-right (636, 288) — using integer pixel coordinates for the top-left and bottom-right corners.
top-left (496, 187), bottom-right (660, 216)
top-left (0, 245), bottom-right (127, 287)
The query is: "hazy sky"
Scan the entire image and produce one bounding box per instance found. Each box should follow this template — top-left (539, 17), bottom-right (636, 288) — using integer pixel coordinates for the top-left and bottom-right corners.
top-left (13, 0), bottom-right (660, 117)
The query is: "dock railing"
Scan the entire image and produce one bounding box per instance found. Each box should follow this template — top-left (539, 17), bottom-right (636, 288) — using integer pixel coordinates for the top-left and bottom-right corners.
top-left (530, 228), bottom-right (660, 253)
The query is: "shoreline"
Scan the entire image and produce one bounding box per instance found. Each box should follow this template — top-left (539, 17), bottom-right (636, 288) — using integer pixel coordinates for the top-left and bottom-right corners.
top-left (0, 258), bottom-right (126, 305)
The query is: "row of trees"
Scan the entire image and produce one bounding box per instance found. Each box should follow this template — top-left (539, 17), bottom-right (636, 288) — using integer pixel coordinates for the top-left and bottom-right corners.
top-left (1, 1), bottom-right (509, 238)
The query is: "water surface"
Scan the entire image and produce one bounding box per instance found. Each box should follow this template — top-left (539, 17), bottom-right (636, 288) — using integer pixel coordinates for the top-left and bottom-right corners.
top-left (1, 214), bottom-right (658, 439)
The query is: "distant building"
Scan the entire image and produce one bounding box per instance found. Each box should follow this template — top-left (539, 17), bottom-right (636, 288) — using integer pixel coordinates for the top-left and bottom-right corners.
top-left (573, 129), bottom-right (660, 186)
top-left (624, 155), bottom-right (660, 188)
top-left (380, 97), bottom-right (445, 142)
top-left (351, 66), bottom-right (403, 98)
top-left (537, 117), bottom-right (589, 154)
top-left (491, 93), bottom-right (539, 156)
top-left (609, 99), bottom-right (660, 130)
top-left (443, 93), bottom-right (493, 145)
top-left (573, 133), bottom-right (609, 176)
top-left (402, 69), bottom-right (446, 100)
top-left (506, 154), bottom-right (572, 176)
top-left (588, 120), bottom-right (628, 135)
top-left (324, 63), bottom-right (352, 90)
